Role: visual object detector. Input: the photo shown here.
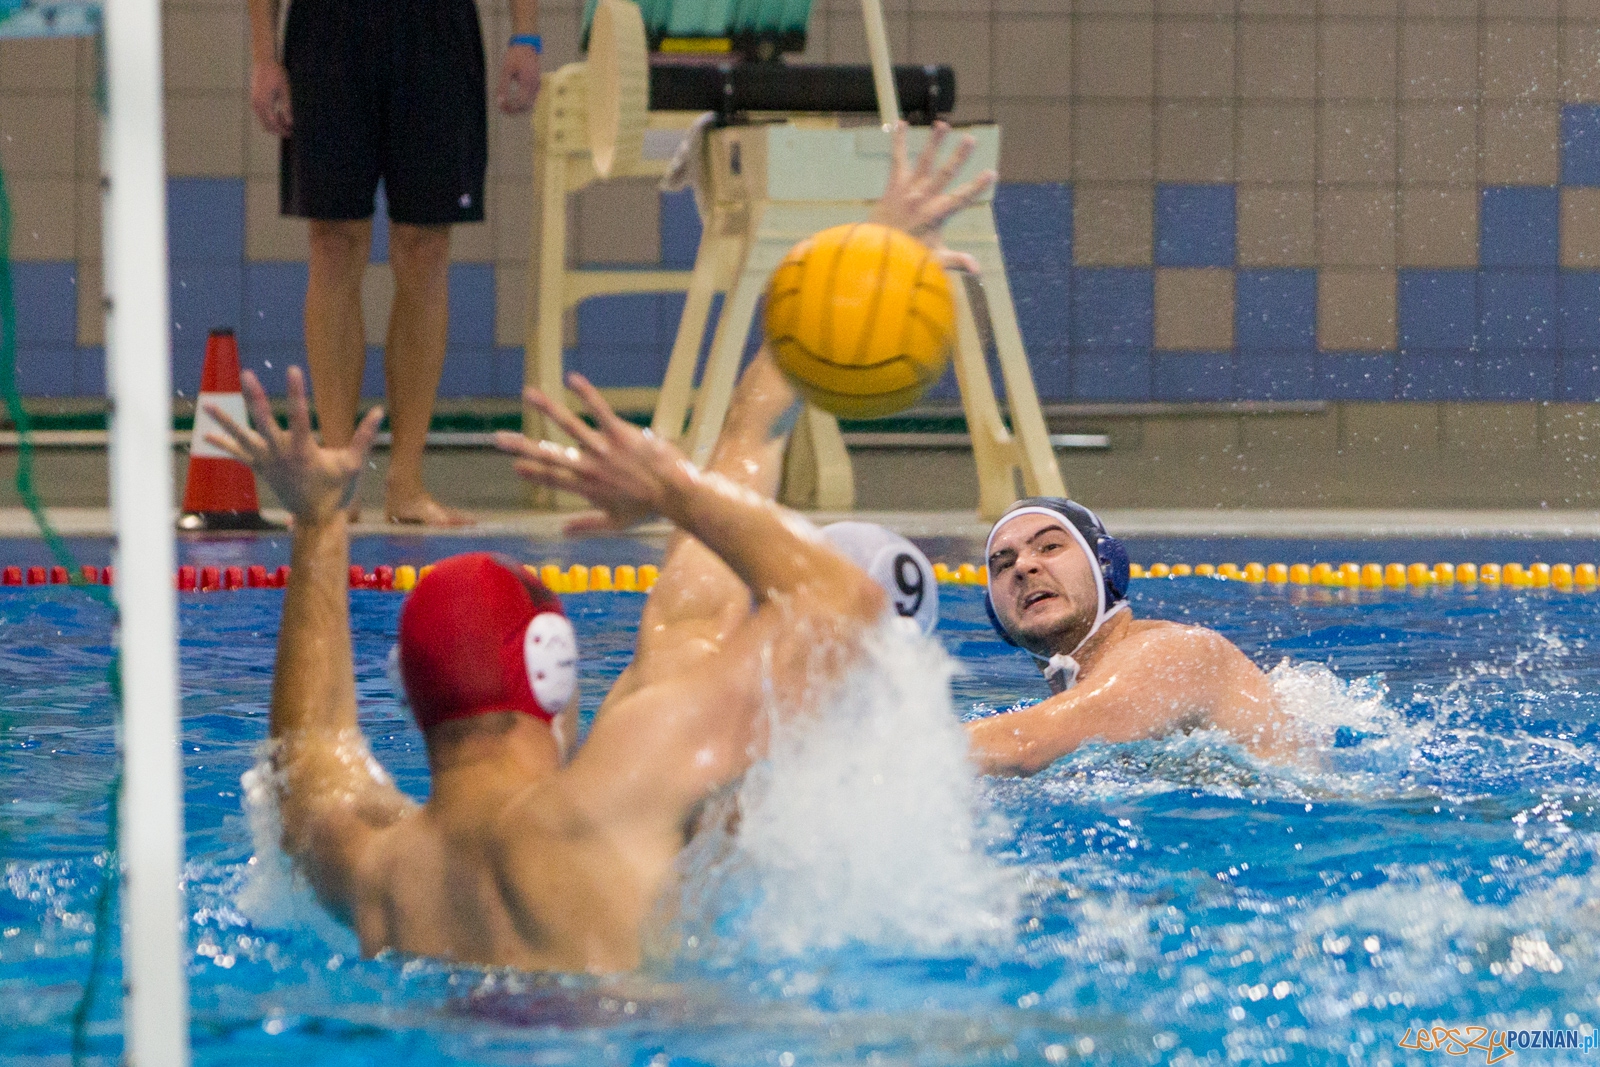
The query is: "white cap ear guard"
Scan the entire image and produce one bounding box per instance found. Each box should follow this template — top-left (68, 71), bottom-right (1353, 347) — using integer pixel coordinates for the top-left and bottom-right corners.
top-left (524, 612), bottom-right (578, 712)
top-left (821, 521), bottom-right (939, 634)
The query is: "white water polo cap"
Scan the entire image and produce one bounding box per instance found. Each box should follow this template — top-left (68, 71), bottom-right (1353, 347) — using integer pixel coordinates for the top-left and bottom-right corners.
top-left (983, 498), bottom-right (1130, 692)
top-left (820, 521), bottom-right (939, 634)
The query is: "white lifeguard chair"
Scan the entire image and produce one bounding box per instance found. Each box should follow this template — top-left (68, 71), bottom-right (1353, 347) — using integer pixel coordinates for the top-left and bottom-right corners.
top-left (525, 0), bottom-right (1066, 519)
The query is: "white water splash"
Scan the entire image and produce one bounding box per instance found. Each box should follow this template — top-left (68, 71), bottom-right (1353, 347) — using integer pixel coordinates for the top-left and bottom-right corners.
top-left (234, 753), bottom-right (359, 953)
top-left (660, 619), bottom-right (1020, 960)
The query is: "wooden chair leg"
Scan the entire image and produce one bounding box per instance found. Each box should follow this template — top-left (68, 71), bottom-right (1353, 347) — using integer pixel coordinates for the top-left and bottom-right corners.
top-left (652, 211), bottom-right (725, 443)
top-left (524, 147), bottom-right (574, 509)
top-left (949, 271), bottom-right (1022, 520)
top-left (682, 252), bottom-right (765, 467)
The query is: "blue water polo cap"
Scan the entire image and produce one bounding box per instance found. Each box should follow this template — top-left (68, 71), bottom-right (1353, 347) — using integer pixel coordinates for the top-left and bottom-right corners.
top-left (983, 497), bottom-right (1129, 649)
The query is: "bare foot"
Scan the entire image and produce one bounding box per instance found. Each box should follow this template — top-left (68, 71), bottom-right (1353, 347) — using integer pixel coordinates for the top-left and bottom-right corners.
top-left (385, 495), bottom-right (475, 527)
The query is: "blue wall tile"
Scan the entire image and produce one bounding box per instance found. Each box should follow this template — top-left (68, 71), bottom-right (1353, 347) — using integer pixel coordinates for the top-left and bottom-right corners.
top-left (8, 262), bottom-right (77, 346)
top-left (370, 184), bottom-right (390, 263)
top-left (1559, 271), bottom-right (1600, 348)
top-left (237, 350), bottom-right (301, 394)
top-left (1073, 350), bottom-right (1151, 401)
top-left (1155, 185), bottom-right (1235, 268)
top-left (1480, 270), bottom-right (1558, 351)
top-left (1319, 353), bottom-right (1396, 400)
top-left (1152, 351), bottom-right (1234, 400)
top-left (437, 346), bottom-right (496, 397)
top-left (14, 348), bottom-right (76, 397)
top-left (168, 178), bottom-right (245, 264)
top-left (1071, 268), bottom-right (1153, 350)
top-left (362, 345), bottom-right (385, 396)
top-left (243, 263), bottom-right (309, 347)
top-left (1478, 352), bottom-right (1557, 400)
top-left (1397, 350), bottom-right (1474, 400)
top-left (577, 293), bottom-right (660, 349)
top-left (1028, 344), bottom-right (1072, 401)
top-left (1235, 269), bottom-right (1315, 350)
top-left (171, 264), bottom-right (244, 391)
top-left (1562, 352), bottom-right (1600, 400)
top-left (1235, 350), bottom-right (1317, 400)
top-left (1562, 105), bottom-right (1600, 186)
top-left (569, 344), bottom-right (672, 389)
top-left (446, 264), bottom-right (496, 345)
top-left (995, 183), bottom-right (1072, 270)
top-left (1480, 187), bottom-right (1560, 267)
top-left (660, 190), bottom-right (702, 270)
top-left (1398, 269), bottom-right (1477, 350)
top-left (74, 346), bottom-right (105, 395)
top-left (1008, 269), bottom-right (1070, 353)
top-left (492, 346), bottom-right (525, 398)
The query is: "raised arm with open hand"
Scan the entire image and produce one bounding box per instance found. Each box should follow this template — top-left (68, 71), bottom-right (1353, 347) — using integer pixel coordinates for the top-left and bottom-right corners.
top-left (870, 120), bottom-right (997, 274)
top-left (204, 365), bottom-right (384, 525)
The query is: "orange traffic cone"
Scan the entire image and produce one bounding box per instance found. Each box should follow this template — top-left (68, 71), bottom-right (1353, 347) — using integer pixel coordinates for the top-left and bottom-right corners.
top-left (178, 329), bottom-right (282, 532)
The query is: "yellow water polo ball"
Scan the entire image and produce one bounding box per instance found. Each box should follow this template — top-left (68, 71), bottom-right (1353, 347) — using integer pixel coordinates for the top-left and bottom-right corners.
top-left (763, 222), bottom-right (956, 420)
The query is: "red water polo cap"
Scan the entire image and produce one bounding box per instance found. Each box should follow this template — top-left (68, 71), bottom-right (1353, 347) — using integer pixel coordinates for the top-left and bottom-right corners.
top-left (396, 553), bottom-right (576, 731)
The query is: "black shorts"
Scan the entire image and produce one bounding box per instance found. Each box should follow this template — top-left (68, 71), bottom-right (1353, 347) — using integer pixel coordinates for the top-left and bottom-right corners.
top-left (280, 0), bottom-right (487, 226)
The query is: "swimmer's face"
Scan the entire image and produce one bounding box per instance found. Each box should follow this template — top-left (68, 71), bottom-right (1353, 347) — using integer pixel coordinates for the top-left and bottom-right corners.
top-left (987, 514), bottom-right (1099, 655)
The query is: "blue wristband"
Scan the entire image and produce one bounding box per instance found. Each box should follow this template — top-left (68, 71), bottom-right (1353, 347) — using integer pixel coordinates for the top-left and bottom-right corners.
top-left (510, 33), bottom-right (542, 53)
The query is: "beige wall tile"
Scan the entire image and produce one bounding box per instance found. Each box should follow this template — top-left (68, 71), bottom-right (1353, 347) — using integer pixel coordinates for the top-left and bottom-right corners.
top-left (361, 264), bottom-right (394, 348)
top-left (5, 176), bottom-right (76, 260)
top-left (1239, 23), bottom-right (1317, 99)
top-left (1561, 187), bottom-right (1600, 267)
top-left (1156, 0), bottom-right (1234, 13)
top-left (911, 14), bottom-right (992, 101)
top-left (994, 101), bottom-right (1071, 181)
top-left (495, 262), bottom-right (528, 347)
top-left (493, 177), bottom-right (533, 265)
top-left (1237, 185), bottom-right (1316, 265)
top-left (246, 110), bottom-right (281, 180)
top-left (1156, 102), bottom-right (1233, 181)
top-left (1398, 186), bottom-right (1478, 266)
top-left (574, 177), bottom-right (659, 265)
top-left (1320, 21), bottom-right (1397, 100)
top-left (164, 7), bottom-right (246, 92)
top-left (450, 218), bottom-right (494, 264)
top-left (540, 7), bottom-right (585, 68)
top-left (1240, 0), bottom-right (1314, 12)
top-left (74, 95), bottom-right (97, 180)
top-left (1404, 0), bottom-right (1478, 16)
top-left (1318, 268), bottom-right (1397, 350)
top-left (1562, 24), bottom-right (1600, 102)
top-left (1566, 0), bottom-right (1600, 17)
top-left (948, 95), bottom-right (996, 125)
top-left (994, 15), bottom-right (1071, 97)
top-left (0, 92), bottom-right (75, 177)
top-left (1072, 184), bottom-right (1154, 266)
top-left (75, 179), bottom-right (99, 262)
top-left (827, 12), bottom-right (910, 65)
top-left (1399, 103), bottom-right (1477, 184)
top-left (1319, 186), bottom-right (1397, 265)
top-left (1322, 0), bottom-right (1398, 14)
top-left (76, 258), bottom-right (102, 346)
top-left (1480, 102), bottom-right (1560, 184)
top-left (1074, 16), bottom-right (1155, 98)
top-left (1154, 267), bottom-right (1234, 350)
top-left (1339, 403), bottom-right (1438, 455)
top-left (492, 109), bottom-right (535, 180)
top-left (1441, 403), bottom-right (1539, 453)
top-left (165, 92), bottom-right (246, 178)
top-left (1400, 20), bottom-right (1478, 101)
top-left (1482, 20), bottom-right (1560, 101)
top-left (1485, 0), bottom-right (1556, 14)
top-left (1072, 101), bottom-right (1155, 180)
top-left (1156, 18), bottom-right (1234, 99)
top-left (1320, 103), bottom-right (1398, 183)
top-left (245, 177), bottom-right (309, 261)
top-left (1237, 103), bottom-right (1316, 183)
top-left (1075, 0), bottom-right (1155, 13)
top-left (0, 38), bottom-right (78, 92)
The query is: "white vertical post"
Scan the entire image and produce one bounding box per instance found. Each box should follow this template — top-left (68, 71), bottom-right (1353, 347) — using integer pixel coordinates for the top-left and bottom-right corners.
top-left (101, 0), bottom-right (191, 1062)
top-left (859, 0), bottom-right (900, 127)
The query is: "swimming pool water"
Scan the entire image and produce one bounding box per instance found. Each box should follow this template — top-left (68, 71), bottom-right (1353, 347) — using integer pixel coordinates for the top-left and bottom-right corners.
top-left (3, 536), bottom-right (1599, 1066)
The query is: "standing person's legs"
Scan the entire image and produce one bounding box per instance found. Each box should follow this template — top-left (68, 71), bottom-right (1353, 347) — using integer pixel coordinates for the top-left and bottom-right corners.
top-left (303, 220), bottom-right (372, 454)
top-left (383, 223), bottom-right (463, 524)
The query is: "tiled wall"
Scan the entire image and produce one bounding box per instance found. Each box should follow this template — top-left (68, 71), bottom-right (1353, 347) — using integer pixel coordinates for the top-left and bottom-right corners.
top-left (3, 0), bottom-right (1600, 404)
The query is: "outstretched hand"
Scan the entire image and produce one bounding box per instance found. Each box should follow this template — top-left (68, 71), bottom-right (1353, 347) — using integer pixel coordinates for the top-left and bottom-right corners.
top-left (496, 373), bottom-right (694, 535)
top-left (870, 120), bottom-right (996, 274)
top-left (203, 366), bottom-right (382, 525)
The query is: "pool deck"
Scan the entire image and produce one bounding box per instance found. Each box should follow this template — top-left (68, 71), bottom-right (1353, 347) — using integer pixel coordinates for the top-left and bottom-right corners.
top-left (3, 507), bottom-right (1599, 540)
